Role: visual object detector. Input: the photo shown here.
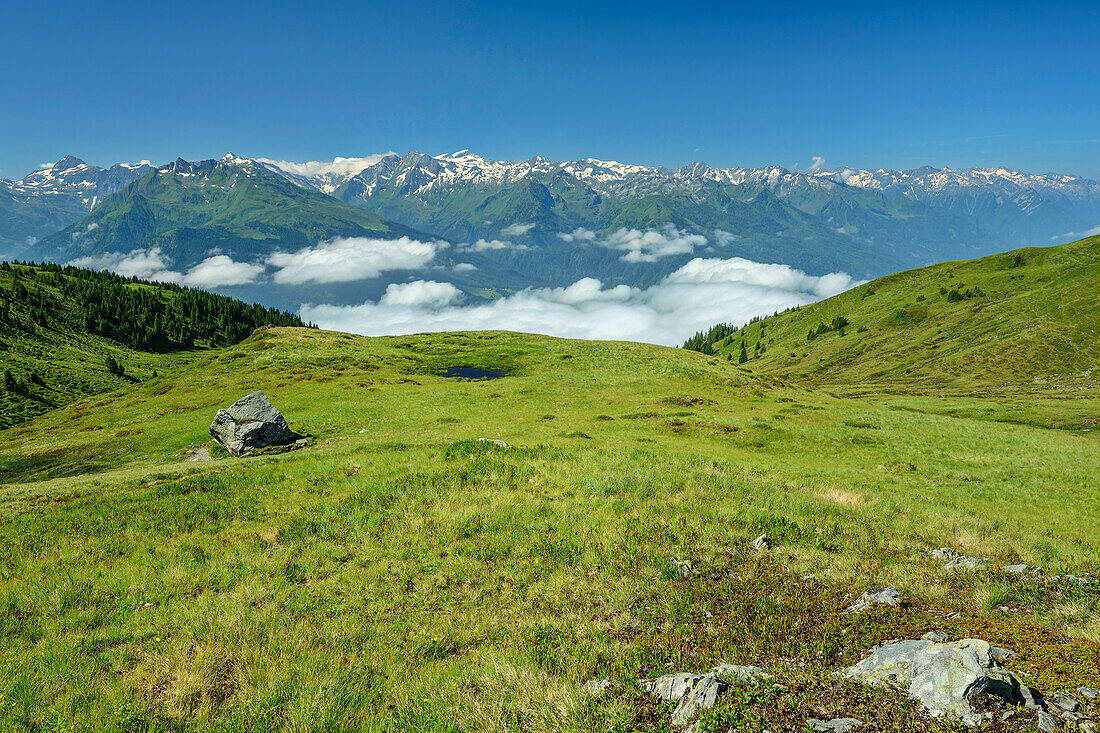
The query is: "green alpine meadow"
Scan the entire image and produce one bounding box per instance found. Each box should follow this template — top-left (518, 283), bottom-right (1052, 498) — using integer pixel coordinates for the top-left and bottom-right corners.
top-left (0, 238), bottom-right (1097, 731)
top-left (4, 3), bottom-right (1100, 728)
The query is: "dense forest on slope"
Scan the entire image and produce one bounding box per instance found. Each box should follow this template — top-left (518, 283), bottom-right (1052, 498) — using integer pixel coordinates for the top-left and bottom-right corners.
top-left (0, 262), bottom-right (307, 427)
top-left (684, 235), bottom-right (1100, 393)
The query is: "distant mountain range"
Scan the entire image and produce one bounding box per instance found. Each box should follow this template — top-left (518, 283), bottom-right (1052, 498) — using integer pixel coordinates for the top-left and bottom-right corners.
top-left (5, 151), bottom-right (1100, 304)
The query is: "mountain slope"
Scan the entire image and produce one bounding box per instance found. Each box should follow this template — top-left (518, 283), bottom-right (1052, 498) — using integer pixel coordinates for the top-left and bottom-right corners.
top-left (0, 261), bottom-right (304, 428)
top-left (0, 156), bottom-right (153, 257)
top-left (24, 154), bottom-right (434, 268)
top-left (687, 235), bottom-right (1100, 393)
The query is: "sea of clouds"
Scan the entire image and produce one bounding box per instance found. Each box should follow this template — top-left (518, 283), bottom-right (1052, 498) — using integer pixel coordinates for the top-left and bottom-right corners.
top-left (70, 230), bottom-right (860, 346)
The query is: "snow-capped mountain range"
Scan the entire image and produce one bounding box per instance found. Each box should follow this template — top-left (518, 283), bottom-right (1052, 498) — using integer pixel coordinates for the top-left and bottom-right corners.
top-left (265, 148), bottom-right (1100, 212)
top-left (6, 150), bottom-right (1100, 285)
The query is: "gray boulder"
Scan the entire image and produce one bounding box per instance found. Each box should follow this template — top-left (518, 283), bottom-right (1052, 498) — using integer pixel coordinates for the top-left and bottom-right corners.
top-left (943, 555), bottom-right (989, 571)
top-left (931, 548), bottom-right (959, 561)
top-left (808, 718), bottom-right (863, 732)
top-left (475, 438), bottom-right (511, 448)
top-left (1004, 564), bottom-right (1043, 576)
top-left (581, 678), bottom-right (615, 694)
top-left (642, 664), bottom-right (771, 728)
top-left (843, 587), bottom-right (902, 614)
top-left (209, 391), bottom-right (300, 456)
top-left (846, 637), bottom-right (1040, 722)
top-left (751, 533), bottom-right (771, 550)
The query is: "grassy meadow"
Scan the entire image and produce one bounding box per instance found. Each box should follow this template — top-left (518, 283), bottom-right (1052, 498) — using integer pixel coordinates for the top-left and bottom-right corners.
top-left (698, 235), bottom-right (1100, 406)
top-left (0, 327), bottom-right (1097, 731)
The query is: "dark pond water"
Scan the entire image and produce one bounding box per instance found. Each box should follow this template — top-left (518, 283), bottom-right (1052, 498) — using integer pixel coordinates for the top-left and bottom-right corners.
top-left (443, 367), bottom-right (506, 380)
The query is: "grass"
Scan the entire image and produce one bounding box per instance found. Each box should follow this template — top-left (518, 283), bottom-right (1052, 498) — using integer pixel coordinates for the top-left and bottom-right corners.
top-left (0, 327), bottom-right (1097, 731)
top-left (700, 235), bottom-right (1100, 411)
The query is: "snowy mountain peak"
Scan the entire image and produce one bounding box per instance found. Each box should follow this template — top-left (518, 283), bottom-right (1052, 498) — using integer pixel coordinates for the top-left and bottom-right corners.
top-left (53, 155), bottom-right (87, 171)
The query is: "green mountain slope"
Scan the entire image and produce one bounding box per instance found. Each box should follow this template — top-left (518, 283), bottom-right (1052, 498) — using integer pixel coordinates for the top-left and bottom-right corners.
top-left (0, 262), bottom-right (304, 428)
top-left (0, 327), bottom-right (1096, 730)
top-left (687, 235), bottom-right (1100, 393)
top-left (24, 156), bottom-right (434, 268)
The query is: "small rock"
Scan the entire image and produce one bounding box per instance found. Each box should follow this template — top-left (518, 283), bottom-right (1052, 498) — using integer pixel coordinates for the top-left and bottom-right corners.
top-left (294, 438), bottom-right (308, 446)
top-left (843, 587), bottom-right (901, 614)
top-left (475, 438), bottom-right (511, 448)
top-left (922, 631), bottom-right (949, 642)
top-left (991, 647), bottom-right (1016, 662)
top-left (186, 445), bottom-right (214, 462)
top-left (1038, 709), bottom-right (1060, 732)
top-left (1077, 687), bottom-right (1099, 699)
top-left (1051, 694), bottom-right (1078, 712)
top-left (358, 428), bottom-right (367, 434)
top-left (807, 718), bottom-right (863, 732)
top-left (946, 611), bottom-right (962, 619)
top-left (932, 547), bottom-right (959, 561)
top-left (1003, 564), bottom-right (1043, 576)
top-left (582, 679), bottom-right (614, 694)
top-left (669, 557), bottom-right (697, 578)
top-left (943, 555), bottom-right (989, 571)
top-left (752, 534), bottom-right (771, 550)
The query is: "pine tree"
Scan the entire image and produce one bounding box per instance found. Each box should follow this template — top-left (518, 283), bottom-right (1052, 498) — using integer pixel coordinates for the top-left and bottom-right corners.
top-left (738, 343), bottom-right (748, 364)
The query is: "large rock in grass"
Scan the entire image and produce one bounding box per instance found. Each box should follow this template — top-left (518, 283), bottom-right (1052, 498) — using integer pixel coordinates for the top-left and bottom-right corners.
top-left (209, 391), bottom-right (299, 456)
top-left (846, 638), bottom-right (1044, 725)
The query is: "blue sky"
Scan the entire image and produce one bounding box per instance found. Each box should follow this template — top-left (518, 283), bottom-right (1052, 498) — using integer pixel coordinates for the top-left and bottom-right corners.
top-left (2, 0), bottom-right (1098, 179)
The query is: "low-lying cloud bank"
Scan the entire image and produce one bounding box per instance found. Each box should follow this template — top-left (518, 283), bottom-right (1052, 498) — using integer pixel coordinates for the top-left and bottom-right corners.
top-left (302, 257), bottom-right (861, 346)
top-left (68, 248), bottom-right (265, 289)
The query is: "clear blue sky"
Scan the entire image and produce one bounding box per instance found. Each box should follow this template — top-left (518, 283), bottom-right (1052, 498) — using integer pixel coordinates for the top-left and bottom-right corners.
top-left (2, 0), bottom-right (1098, 179)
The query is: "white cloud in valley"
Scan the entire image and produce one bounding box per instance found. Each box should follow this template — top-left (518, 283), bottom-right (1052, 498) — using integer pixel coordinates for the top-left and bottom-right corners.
top-left (557, 227), bottom-right (597, 242)
top-left (255, 154), bottom-right (394, 179)
top-left (301, 256), bottom-right (862, 346)
top-left (458, 238), bottom-right (529, 252)
top-left (68, 248), bottom-right (263, 287)
top-left (266, 236), bottom-right (442, 284)
top-left (500, 222), bottom-right (535, 236)
top-left (598, 225), bottom-right (707, 263)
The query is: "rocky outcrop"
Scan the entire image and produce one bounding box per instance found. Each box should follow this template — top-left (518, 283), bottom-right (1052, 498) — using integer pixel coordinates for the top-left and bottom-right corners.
top-left (843, 587), bottom-right (901, 614)
top-left (846, 637), bottom-right (1042, 726)
top-left (642, 664), bottom-right (772, 729)
top-left (209, 391), bottom-right (300, 456)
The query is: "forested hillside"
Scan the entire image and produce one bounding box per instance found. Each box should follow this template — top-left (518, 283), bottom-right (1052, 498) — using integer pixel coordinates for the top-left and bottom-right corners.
top-left (0, 262), bottom-right (306, 427)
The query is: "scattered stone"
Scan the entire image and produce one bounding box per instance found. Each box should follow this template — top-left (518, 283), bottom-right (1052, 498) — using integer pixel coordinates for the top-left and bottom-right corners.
top-left (1038, 709), bottom-right (1060, 732)
top-left (843, 587), bottom-right (901, 614)
top-left (752, 534), bottom-right (771, 550)
top-left (1004, 564), bottom-right (1043, 576)
top-left (1051, 694), bottom-right (1078, 712)
top-left (931, 548), bottom-right (959, 561)
top-left (294, 438), bottom-right (308, 446)
top-left (1078, 687), bottom-right (1099, 699)
top-left (946, 612), bottom-right (962, 619)
top-left (582, 679), bottom-right (615, 694)
top-left (807, 718), bottom-right (863, 732)
top-left (209, 391), bottom-right (301, 456)
top-left (186, 444), bottom-right (214, 462)
top-left (846, 637), bottom-right (1039, 722)
top-left (669, 557), bottom-right (697, 578)
top-left (943, 555), bottom-right (989, 571)
top-left (922, 631), bottom-right (949, 642)
top-left (642, 664), bottom-right (771, 729)
top-left (475, 438), bottom-right (511, 448)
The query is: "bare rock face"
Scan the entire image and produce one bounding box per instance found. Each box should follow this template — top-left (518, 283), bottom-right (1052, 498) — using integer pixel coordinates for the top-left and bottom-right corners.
top-left (209, 391), bottom-right (299, 456)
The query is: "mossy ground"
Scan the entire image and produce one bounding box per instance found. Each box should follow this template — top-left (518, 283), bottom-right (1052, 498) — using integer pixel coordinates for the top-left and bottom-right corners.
top-left (0, 328), bottom-right (1096, 731)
